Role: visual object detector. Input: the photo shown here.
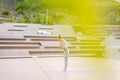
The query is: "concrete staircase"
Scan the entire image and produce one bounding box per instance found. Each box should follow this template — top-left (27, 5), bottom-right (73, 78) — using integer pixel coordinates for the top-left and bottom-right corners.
top-left (0, 23), bottom-right (106, 58)
top-left (0, 34), bottom-right (105, 58)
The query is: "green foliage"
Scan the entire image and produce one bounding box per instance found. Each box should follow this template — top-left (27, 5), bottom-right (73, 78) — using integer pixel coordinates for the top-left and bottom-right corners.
top-left (17, 9), bottom-right (24, 15)
top-left (97, 2), bottom-right (120, 24)
top-left (39, 13), bottom-right (46, 24)
top-left (19, 15), bottom-right (26, 23)
top-left (34, 13), bottom-right (41, 23)
top-left (15, 0), bottom-right (30, 14)
top-left (2, 0), bottom-right (120, 25)
top-left (29, 15), bottom-right (35, 23)
top-left (1, 9), bottom-right (10, 16)
top-left (10, 15), bottom-right (15, 22)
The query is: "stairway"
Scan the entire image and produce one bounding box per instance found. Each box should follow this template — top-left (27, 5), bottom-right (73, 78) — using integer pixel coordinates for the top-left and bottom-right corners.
top-left (0, 23), bottom-right (106, 58)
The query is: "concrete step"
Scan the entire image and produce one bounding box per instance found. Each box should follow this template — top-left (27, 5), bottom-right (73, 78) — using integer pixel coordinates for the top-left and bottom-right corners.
top-left (0, 51), bottom-right (30, 58)
top-left (25, 35), bottom-right (77, 41)
top-left (0, 41), bottom-right (41, 45)
top-left (0, 39), bottom-right (26, 41)
top-left (31, 38), bottom-right (76, 41)
top-left (29, 49), bottom-right (104, 57)
top-left (70, 49), bottom-right (105, 53)
top-left (24, 35), bottom-right (57, 38)
top-left (79, 39), bottom-right (103, 42)
top-left (8, 29), bottom-right (24, 31)
top-left (14, 25), bottom-right (27, 27)
top-left (79, 45), bottom-right (105, 49)
top-left (31, 38), bottom-right (57, 41)
top-left (44, 45), bottom-right (76, 49)
top-left (71, 42), bottom-right (100, 45)
top-left (0, 45), bottom-right (40, 49)
top-left (30, 54), bottom-right (100, 57)
top-left (115, 37), bottom-right (120, 39)
top-left (0, 35), bottom-right (26, 41)
top-left (29, 50), bottom-right (63, 54)
top-left (44, 45), bottom-right (105, 49)
top-left (29, 49), bottom-right (104, 54)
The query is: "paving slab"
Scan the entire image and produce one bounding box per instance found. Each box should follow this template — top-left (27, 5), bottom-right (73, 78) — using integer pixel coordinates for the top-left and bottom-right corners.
top-left (0, 56), bottom-right (120, 80)
top-left (0, 58), bottom-right (49, 80)
top-left (34, 57), bottom-right (115, 80)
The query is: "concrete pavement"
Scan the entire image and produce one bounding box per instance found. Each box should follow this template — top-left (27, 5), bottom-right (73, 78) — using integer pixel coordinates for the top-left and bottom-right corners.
top-left (0, 57), bottom-right (119, 80)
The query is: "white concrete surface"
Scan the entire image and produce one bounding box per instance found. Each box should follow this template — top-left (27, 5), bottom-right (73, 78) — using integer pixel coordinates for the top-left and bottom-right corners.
top-left (0, 57), bottom-right (120, 80)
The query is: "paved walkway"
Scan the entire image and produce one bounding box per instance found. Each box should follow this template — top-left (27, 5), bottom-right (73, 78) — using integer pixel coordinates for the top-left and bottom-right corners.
top-left (0, 57), bottom-right (120, 80)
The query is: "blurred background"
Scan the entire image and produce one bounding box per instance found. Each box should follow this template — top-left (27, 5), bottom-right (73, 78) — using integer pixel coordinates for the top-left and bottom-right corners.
top-left (0, 0), bottom-right (120, 25)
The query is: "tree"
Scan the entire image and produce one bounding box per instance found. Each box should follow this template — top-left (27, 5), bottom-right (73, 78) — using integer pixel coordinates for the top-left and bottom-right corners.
top-left (15, 0), bottom-right (30, 15)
